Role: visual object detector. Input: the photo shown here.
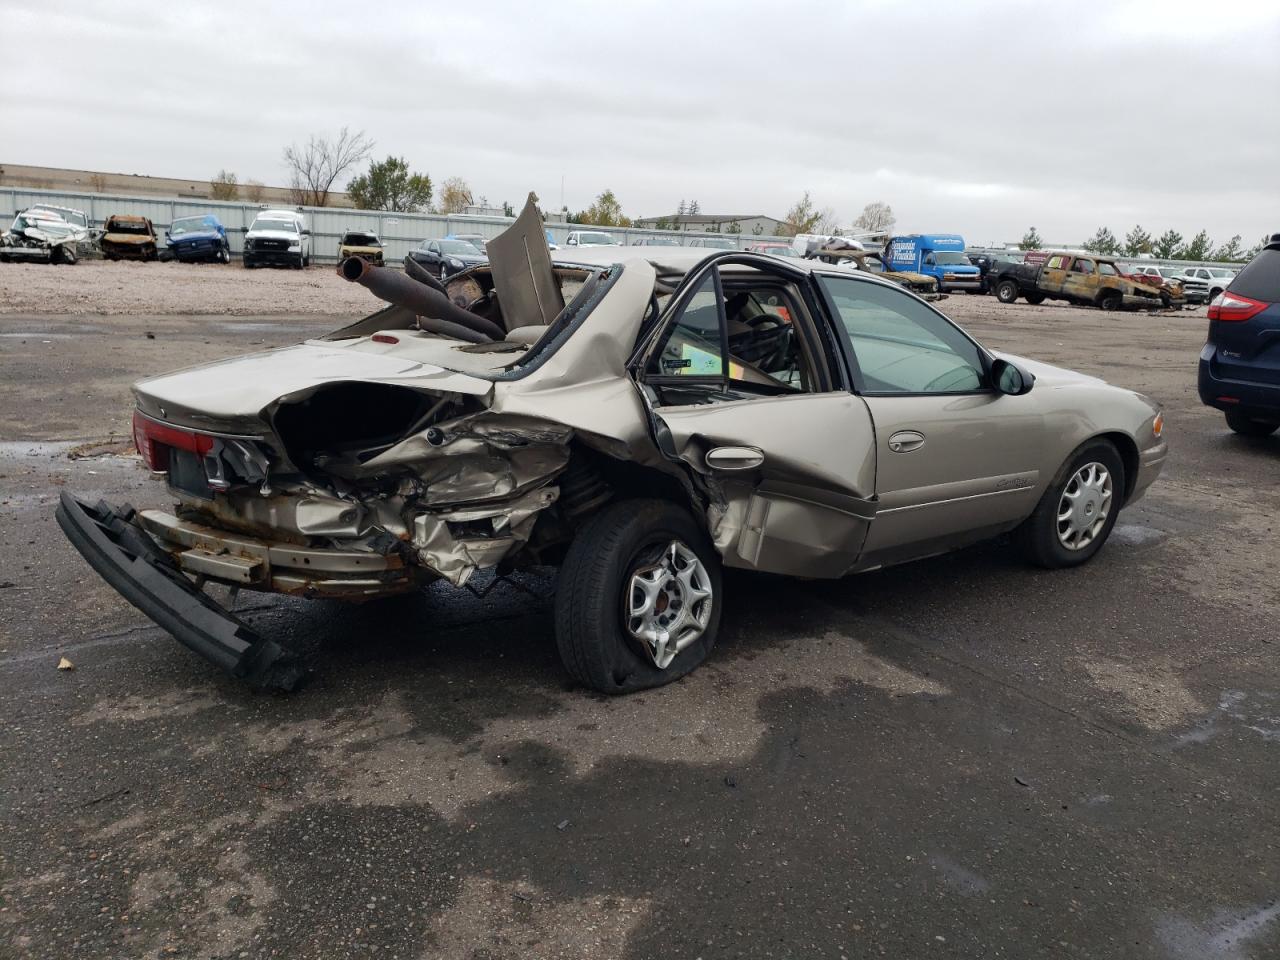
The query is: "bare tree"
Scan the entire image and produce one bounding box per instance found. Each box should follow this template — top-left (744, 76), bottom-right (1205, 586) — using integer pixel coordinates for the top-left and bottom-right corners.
top-left (210, 170), bottom-right (239, 201)
top-left (282, 127), bottom-right (374, 207)
top-left (852, 201), bottom-right (895, 233)
top-left (244, 180), bottom-right (266, 203)
top-left (88, 173), bottom-right (109, 194)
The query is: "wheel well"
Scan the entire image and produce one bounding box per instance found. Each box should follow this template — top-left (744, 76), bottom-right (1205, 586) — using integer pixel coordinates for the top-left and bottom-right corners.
top-left (1097, 431), bottom-right (1139, 503)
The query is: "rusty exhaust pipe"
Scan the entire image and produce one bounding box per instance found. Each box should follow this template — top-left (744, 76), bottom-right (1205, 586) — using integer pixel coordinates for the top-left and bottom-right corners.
top-left (337, 257), bottom-right (503, 342)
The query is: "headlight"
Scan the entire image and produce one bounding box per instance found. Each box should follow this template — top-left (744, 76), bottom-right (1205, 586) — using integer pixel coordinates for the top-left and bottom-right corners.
top-left (447, 257), bottom-right (463, 269)
top-left (288, 243), bottom-right (301, 252)
top-left (244, 238), bottom-right (255, 249)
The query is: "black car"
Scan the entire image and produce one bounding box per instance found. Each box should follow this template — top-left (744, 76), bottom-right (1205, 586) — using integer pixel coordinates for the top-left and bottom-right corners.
top-left (407, 238), bottom-right (488, 278)
top-left (1198, 234), bottom-right (1280, 436)
top-left (967, 252), bottom-right (1021, 294)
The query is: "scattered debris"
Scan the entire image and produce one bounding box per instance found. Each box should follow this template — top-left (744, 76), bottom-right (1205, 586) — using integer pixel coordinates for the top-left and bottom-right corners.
top-left (556, 819), bottom-right (571, 831)
top-left (57, 656), bottom-right (75, 671)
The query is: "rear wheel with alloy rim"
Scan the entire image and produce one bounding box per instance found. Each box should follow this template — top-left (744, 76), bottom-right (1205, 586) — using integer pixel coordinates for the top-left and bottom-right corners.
top-left (1015, 440), bottom-right (1124, 568)
top-left (555, 499), bottom-right (722, 693)
top-left (996, 279), bottom-right (1019, 303)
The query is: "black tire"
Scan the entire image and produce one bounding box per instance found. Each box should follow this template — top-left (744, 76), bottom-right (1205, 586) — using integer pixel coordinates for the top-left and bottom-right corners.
top-left (1225, 411), bottom-right (1279, 437)
top-left (243, 258), bottom-right (254, 269)
top-left (1099, 291), bottom-right (1122, 311)
top-left (995, 279), bottom-right (1020, 304)
top-left (295, 255), bottom-right (305, 270)
top-left (1025, 293), bottom-right (1046, 305)
top-left (555, 499), bottom-right (722, 694)
top-left (1015, 439), bottom-right (1125, 569)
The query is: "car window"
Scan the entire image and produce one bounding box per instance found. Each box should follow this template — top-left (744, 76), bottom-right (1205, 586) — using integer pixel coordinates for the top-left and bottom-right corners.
top-left (1098, 261), bottom-right (1119, 276)
top-left (1047, 255), bottom-right (1066, 269)
top-left (1227, 248), bottom-right (1280, 303)
top-left (645, 269), bottom-right (817, 399)
top-left (1071, 259), bottom-right (1095, 275)
top-left (820, 276), bottom-right (986, 395)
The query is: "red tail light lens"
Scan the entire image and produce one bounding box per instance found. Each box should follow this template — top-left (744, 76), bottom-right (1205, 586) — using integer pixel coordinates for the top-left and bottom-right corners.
top-left (1208, 292), bottom-right (1268, 322)
top-left (132, 410), bottom-right (213, 472)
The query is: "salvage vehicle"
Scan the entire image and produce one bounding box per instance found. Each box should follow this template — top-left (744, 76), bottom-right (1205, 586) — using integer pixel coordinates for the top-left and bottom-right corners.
top-left (1129, 264), bottom-right (1204, 304)
top-left (1197, 235), bottom-right (1280, 436)
top-left (966, 252), bottom-right (1022, 294)
top-left (633, 236), bottom-right (682, 246)
top-left (56, 199), bottom-right (1167, 694)
top-left (243, 210), bottom-right (310, 269)
top-left (687, 236), bottom-right (737, 250)
top-left (166, 215), bottom-right (231, 264)
top-left (746, 241), bottom-right (792, 256)
top-left (990, 251), bottom-right (1174, 310)
top-left (407, 237), bottom-right (487, 279)
top-left (564, 230), bottom-right (620, 247)
top-left (450, 233), bottom-right (490, 252)
top-left (338, 230), bottom-right (383, 264)
top-left (1120, 264), bottom-right (1188, 307)
top-left (803, 241), bottom-right (943, 300)
top-left (0, 208), bottom-right (85, 264)
top-left (1179, 266), bottom-right (1236, 303)
top-left (100, 215), bottom-right (159, 261)
top-left (885, 235), bottom-right (982, 292)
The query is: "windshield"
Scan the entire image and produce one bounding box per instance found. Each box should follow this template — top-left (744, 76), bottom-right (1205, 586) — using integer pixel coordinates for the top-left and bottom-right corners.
top-left (32, 207), bottom-right (87, 229)
top-left (107, 220), bottom-right (150, 235)
top-left (171, 217), bottom-right (216, 236)
top-left (931, 251), bottom-right (970, 265)
top-left (342, 233), bottom-right (380, 246)
top-left (641, 237), bottom-right (680, 246)
top-left (251, 218), bottom-right (298, 235)
top-left (438, 239), bottom-right (482, 255)
top-left (1209, 268), bottom-right (1233, 278)
top-left (697, 238), bottom-right (736, 249)
top-left (577, 232), bottom-right (617, 245)
top-left (1097, 261), bottom-right (1120, 276)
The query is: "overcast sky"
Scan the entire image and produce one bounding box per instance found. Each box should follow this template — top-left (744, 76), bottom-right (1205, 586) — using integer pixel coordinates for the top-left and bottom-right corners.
top-left (7, 1), bottom-right (1278, 245)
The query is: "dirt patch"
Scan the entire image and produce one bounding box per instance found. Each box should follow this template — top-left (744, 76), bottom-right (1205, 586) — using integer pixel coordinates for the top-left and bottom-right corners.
top-left (0, 259), bottom-right (377, 316)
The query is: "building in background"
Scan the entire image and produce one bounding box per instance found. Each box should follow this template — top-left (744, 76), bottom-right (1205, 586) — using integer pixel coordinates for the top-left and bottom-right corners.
top-left (0, 163), bottom-right (355, 208)
top-left (632, 212), bottom-right (785, 235)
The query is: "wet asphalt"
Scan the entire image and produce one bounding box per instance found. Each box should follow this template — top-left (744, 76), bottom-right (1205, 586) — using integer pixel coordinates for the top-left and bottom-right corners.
top-left (1, 301), bottom-right (1278, 959)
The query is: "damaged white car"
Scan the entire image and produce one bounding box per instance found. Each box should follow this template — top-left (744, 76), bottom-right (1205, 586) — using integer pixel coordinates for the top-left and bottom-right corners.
top-left (58, 199), bottom-right (1167, 693)
top-left (1, 207), bottom-right (87, 264)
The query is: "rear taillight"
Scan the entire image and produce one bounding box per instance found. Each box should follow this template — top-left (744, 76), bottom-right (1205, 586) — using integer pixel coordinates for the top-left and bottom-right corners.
top-left (132, 410), bottom-right (213, 473)
top-left (1208, 291), bottom-right (1268, 322)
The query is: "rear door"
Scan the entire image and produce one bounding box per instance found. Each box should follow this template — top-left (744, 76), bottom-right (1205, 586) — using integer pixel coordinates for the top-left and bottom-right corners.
top-left (1209, 247), bottom-right (1280, 386)
top-left (815, 274), bottom-right (1044, 568)
top-left (634, 256), bottom-right (878, 578)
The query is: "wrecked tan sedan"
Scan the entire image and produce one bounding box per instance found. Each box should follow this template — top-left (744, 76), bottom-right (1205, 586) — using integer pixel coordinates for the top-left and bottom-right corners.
top-left (57, 205), bottom-right (1168, 693)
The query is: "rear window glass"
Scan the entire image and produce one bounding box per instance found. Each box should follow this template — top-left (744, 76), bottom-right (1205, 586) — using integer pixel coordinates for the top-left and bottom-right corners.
top-left (1229, 249), bottom-right (1280, 303)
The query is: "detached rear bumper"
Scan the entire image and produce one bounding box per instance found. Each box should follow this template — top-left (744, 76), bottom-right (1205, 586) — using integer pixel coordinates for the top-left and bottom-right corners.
top-left (54, 492), bottom-right (306, 691)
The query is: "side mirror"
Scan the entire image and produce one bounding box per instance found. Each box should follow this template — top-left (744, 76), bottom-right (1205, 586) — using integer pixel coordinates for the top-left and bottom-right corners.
top-left (302, 228), bottom-right (311, 236)
top-left (991, 358), bottom-right (1034, 396)
top-left (566, 237), bottom-right (577, 245)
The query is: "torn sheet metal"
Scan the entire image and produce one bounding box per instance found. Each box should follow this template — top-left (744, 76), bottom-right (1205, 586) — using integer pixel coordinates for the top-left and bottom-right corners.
top-left (413, 486), bottom-right (560, 585)
top-left (485, 193), bottom-right (565, 328)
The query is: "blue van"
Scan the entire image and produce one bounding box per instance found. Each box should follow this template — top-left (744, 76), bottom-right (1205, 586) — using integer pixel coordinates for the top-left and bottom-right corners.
top-left (885, 234), bottom-right (981, 292)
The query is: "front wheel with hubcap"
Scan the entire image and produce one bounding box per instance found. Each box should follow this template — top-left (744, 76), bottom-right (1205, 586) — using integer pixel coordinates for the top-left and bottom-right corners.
top-left (555, 499), bottom-right (722, 694)
top-left (996, 279), bottom-right (1019, 303)
top-left (1015, 440), bottom-right (1124, 568)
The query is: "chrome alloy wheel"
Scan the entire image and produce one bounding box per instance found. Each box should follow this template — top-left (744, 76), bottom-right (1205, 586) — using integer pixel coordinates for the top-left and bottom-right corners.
top-left (624, 540), bottom-right (714, 669)
top-left (1057, 461), bottom-right (1113, 551)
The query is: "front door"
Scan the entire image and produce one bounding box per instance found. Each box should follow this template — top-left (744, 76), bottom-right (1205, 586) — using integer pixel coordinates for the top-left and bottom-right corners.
top-left (815, 274), bottom-right (1044, 569)
top-left (1063, 256), bottom-right (1100, 302)
top-left (635, 257), bottom-right (878, 578)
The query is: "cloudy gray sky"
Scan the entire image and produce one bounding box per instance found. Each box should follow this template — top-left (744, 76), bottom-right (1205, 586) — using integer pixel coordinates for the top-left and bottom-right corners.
top-left (7, 0), bottom-right (1279, 245)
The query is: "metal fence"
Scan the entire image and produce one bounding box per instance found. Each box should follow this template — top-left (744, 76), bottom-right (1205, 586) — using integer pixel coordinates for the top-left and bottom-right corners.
top-left (0, 186), bottom-right (790, 263)
top-left (0, 185), bottom-right (1248, 272)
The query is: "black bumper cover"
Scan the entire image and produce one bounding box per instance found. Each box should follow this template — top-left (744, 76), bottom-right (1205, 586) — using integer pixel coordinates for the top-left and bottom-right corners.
top-left (55, 492), bottom-right (305, 691)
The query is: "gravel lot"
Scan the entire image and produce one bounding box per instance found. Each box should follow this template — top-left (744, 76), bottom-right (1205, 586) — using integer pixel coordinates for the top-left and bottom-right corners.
top-left (2, 271), bottom-right (1277, 960)
top-left (0, 259), bottom-right (376, 316)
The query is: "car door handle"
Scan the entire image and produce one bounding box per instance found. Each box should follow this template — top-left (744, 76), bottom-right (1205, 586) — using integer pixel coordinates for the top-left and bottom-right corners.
top-left (705, 446), bottom-right (765, 471)
top-left (887, 430), bottom-right (925, 453)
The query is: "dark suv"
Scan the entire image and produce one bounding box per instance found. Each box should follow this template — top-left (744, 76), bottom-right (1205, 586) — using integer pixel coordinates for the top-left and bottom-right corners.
top-left (1198, 235), bottom-right (1280, 436)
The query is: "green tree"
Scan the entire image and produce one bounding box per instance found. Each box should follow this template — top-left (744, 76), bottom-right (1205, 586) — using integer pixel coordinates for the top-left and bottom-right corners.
top-left (210, 170), bottom-right (239, 201)
top-left (687, 199), bottom-right (701, 216)
top-left (780, 191), bottom-right (836, 237)
top-left (1183, 229), bottom-right (1213, 261)
top-left (1212, 234), bottom-right (1244, 262)
top-left (1083, 227), bottom-right (1120, 255)
top-left (1152, 229), bottom-right (1183, 260)
top-left (725, 220), bottom-right (742, 234)
top-left (1018, 226), bottom-right (1043, 251)
top-left (1243, 235), bottom-right (1272, 261)
top-left (1123, 225), bottom-right (1153, 257)
top-left (579, 189), bottom-right (630, 227)
top-left (502, 200), bottom-right (515, 218)
top-left (346, 156), bottom-right (432, 212)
